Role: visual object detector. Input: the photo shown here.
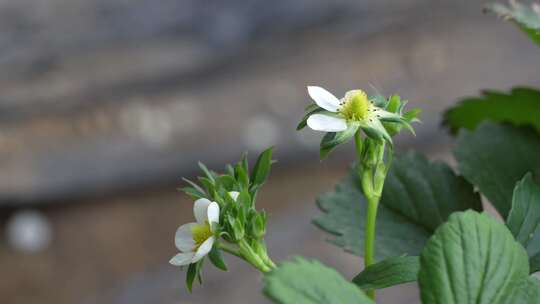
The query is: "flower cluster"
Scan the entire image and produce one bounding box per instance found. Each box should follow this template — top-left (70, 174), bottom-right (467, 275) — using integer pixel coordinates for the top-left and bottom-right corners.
top-left (170, 148), bottom-right (275, 291)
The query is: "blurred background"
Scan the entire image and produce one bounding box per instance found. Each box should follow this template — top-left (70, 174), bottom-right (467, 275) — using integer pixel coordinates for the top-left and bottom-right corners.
top-left (0, 0), bottom-right (539, 303)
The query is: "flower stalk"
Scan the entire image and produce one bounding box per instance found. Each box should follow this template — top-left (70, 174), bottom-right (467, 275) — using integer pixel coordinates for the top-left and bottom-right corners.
top-left (238, 239), bottom-right (275, 273)
top-left (355, 133), bottom-right (391, 301)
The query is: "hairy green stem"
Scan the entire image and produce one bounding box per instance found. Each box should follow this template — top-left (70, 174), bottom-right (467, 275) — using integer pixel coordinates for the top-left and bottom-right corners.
top-left (354, 130), bottom-right (363, 159)
top-left (356, 137), bottom-right (390, 302)
top-left (218, 243), bottom-right (244, 259)
top-left (238, 239), bottom-right (273, 273)
top-left (364, 194), bottom-right (380, 300)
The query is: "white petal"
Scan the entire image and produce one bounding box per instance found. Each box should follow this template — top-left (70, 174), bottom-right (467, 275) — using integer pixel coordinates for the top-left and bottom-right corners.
top-left (169, 252), bottom-right (195, 266)
top-left (307, 86), bottom-right (340, 112)
top-left (175, 223), bottom-right (197, 252)
top-left (192, 237), bottom-right (214, 263)
top-left (228, 191), bottom-right (240, 201)
top-left (207, 202), bottom-right (220, 228)
top-left (307, 114), bottom-right (348, 132)
top-left (193, 198), bottom-right (212, 224)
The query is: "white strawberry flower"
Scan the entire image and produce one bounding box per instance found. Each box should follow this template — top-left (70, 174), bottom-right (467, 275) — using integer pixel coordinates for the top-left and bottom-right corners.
top-left (228, 191), bottom-right (240, 201)
top-left (305, 86), bottom-right (411, 142)
top-left (170, 198), bottom-right (220, 266)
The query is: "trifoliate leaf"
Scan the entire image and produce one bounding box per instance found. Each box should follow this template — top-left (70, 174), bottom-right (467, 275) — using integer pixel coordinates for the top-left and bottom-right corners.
top-left (487, 1), bottom-right (540, 46)
top-left (263, 257), bottom-right (374, 304)
top-left (314, 151), bottom-right (482, 259)
top-left (418, 210), bottom-right (535, 304)
top-left (454, 122), bottom-right (540, 218)
top-left (443, 88), bottom-right (540, 134)
top-left (352, 256), bottom-right (419, 291)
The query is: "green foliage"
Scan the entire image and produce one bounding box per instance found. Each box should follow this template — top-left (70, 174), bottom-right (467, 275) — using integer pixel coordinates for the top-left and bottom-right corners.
top-left (250, 147), bottom-right (274, 190)
top-left (319, 124), bottom-right (359, 159)
top-left (529, 253), bottom-right (540, 273)
top-left (382, 95), bottom-right (421, 136)
top-left (352, 256), bottom-right (419, 291)
top-left (314, 151), bottom-right (481, 258)
top-left (178, 149), bottom-right (276, 285)
top-left (443, 88), bottom-right (540, 134)
top-left (186, 260), bottom-right (204, 293)
top-left (296, 104), bottom-right (326, 130)
top-left (208, 245), bottom-right (228, 271)
top-left (454, 122), bottom-right (540, 218)
top-left (487, 1), bottom-right (540, 46)
top-left (507, 173), bottom-right (540, 249)
top-left (263, 257), bottom-right (374, 304)
top-left (418, 211), bottom-right (537, 304)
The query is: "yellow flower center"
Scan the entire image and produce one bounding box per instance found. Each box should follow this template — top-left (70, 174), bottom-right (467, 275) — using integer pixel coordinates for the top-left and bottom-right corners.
top-left (191, 222), bottom-right (212, 247)
top-left (339, 90), bottom-right (369, 121)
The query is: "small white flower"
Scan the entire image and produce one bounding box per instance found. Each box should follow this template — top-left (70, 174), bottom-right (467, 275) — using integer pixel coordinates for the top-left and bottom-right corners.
top-left (170, 198), bottom-right (220, 266)
top-left (228, 191), bottom-right (240, 201)
top-left (305, 86), bottom-right (407, 142)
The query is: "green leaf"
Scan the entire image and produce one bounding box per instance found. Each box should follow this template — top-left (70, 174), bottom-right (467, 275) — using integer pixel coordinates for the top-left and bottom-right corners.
top-left (487, 2), bottom-right (540, 46)
top-left (352, 256), bottom-right (419, 291)
top-left (443, 88), bottom-right (540, 134)
top-left (263, 257), bottom-right (374, 304)
top-left (507, 173), bottom-right (540, 273)
top-left (454, 122), bottom-right (540, 218)
top-left (507, 173), bottom-right (540, 248)
top-left (251, 147), bottom-right (273, 187)
top-left (418, 210), bottom-right (535, 304)
top-left (529, 252), bottom-right (540, 273)
top-left (510, 277), bottom-right (540, 303)
top-left (320, 124), bottom-right (359, 159)
top-left (314, 151), bottom-right (482, 259)
top-left (208, 246), bottom-right (228, 271)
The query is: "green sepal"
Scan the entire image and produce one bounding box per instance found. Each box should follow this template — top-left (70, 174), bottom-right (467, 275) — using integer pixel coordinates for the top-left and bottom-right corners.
top-left (198, 177), bottom-right (216, 198)
top-left (370, 94), bottom-right (388, 108)
top-left (180, 186), bottom-right (206, 200)
top-left (234, 163), bottom-right (249, 190)
top-left (208, 245), bottom-right (228, 271)
top-left (320, 123), bottom-right (359, 159)
top-left (251, 147), bottom-right (274, 187)
top-left (251, 211), bottom-right (267, 239)
top-left (182, 178), bottom-right (206, 196)
top-left (217, 174), bottom-right (236, 191)
top-left (237, 189), bottom-right (252, 209)
top-left (361, 119), bottom-right (393, 147)
top-left (297, 105), bottom-right (325, 130)
top-left (185, 259), bottom-right (204, 293)
top-left (198, 162), bottom-right (216, 182)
